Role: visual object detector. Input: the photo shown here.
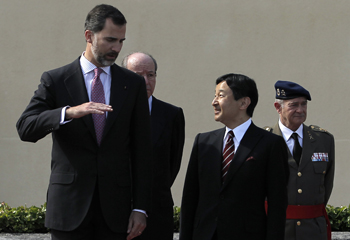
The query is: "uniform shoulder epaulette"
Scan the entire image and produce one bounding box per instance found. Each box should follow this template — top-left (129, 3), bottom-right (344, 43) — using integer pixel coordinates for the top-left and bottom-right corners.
top-left (309, 125), bottom-right (332, 135)
top-left (263, 126), bottom-right (273, 132)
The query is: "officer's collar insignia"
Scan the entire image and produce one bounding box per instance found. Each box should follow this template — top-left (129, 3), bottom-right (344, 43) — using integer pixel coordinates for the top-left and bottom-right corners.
top-left (308, 131), bottom-right (314, 140)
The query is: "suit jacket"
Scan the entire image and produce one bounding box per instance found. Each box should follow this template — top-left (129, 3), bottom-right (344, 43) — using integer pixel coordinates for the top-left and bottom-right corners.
top-left (266, 123), bottom-right (335, 240)
top-left (16, 58), bottom-right (152, 232)
top-left (180, 122), bottom-right (289, 240)
top-left (140, 96), bottom-right (185, 240)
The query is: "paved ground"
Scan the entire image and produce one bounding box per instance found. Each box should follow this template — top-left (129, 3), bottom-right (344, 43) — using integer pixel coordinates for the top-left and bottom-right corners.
top-left (0, 233), bottom-right (180, 240)
top-left (2, 232), bottom-right (350, 239)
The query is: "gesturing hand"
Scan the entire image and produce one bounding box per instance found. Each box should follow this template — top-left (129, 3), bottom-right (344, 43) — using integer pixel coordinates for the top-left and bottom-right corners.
top-left (65, 102), bottom-right (113, 119)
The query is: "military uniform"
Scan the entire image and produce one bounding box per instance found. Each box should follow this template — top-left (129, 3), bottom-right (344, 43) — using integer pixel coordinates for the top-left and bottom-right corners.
top-left (265, 123), bottom-right (335, 240)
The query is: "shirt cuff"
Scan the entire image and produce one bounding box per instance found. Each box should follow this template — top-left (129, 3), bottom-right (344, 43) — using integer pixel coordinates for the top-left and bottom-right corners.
top-left (60, 106), bottom-right (73, 125)
top-left (132, 209), bottom-right (148, 217)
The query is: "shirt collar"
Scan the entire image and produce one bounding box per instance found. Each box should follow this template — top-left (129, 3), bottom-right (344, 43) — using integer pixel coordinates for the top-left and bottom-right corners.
top-left (225, 118), bottom-right (252, 143)
top-left (148, 95), bottom-right (153, 114)
top-left (278, 119), bottom-right (303, 141)
top-left (80, 52), bottom-right (111, 76)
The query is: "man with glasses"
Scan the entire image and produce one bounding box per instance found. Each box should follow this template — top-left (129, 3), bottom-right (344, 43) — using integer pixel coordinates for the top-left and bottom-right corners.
top-left (122, 52), bottom-right (185, 240)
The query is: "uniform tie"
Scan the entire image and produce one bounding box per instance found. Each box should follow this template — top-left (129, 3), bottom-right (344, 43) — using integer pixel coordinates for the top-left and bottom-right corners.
top-left (291, 133), bottom-right (302, 165)
top-left (222, 131), bottom-right (235, 183)
top-left (91, 68), bottom-right (105, 146)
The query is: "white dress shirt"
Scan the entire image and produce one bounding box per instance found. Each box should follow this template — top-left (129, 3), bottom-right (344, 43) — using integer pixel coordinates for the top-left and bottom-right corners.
top-left (148, 95), bottom-right (153, 114)
top-left (60, 52), bottom-right (111, 123)
top-left (278, 119), bottom-right (303, 156)
top-left (223, 118), bottom-right (252, 152)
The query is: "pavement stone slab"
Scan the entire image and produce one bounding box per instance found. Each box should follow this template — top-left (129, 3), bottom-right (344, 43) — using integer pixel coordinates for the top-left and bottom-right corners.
top-left (1, 232), bottom-right (348, 240)
top-left (0, 233), bottom-right (180, 240)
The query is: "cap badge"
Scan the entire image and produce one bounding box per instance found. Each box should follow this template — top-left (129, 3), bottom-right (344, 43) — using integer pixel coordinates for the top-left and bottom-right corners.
top-left (281, 89), bottom-right (286, 96)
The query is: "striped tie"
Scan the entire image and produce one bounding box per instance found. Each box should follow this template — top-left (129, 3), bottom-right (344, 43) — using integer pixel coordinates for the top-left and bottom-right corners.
top-left (222, 131), bottom-right (235, 183)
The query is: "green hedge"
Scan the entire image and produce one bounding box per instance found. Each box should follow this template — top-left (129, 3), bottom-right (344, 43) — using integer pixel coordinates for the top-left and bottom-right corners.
top-left (0, 202), bottom-right (48, 233)
top-left (326, 205), bottom-right (350, 231)
top-left (173, 206), bottom-right (180, 232)
top-left (1, 202), bottom-right (349, 233)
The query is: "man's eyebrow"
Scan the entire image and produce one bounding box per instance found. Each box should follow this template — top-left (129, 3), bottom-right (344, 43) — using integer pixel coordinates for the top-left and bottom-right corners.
top-left (105, 37), bottom-right (126, 41)
top-left (214, 89), bottom-right (225, 93)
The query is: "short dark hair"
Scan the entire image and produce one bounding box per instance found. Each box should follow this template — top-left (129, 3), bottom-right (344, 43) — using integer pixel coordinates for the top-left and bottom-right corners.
top-left (121, 52), bottom-right (158, 73)
top-left (84, 4), bottom-right (127, 33)
top-left (216, 73), bottom-right (258, 117)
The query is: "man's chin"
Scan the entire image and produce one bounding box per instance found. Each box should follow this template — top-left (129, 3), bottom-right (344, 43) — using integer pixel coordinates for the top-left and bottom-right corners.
top-left (99, 60), bottom-right (115, 67)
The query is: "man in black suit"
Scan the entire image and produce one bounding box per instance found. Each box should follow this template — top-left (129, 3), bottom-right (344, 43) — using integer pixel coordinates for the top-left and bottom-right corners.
top-left (122, 52), bottom-right (185, 240)
top-left (180, 73), bottom-right (289, 240)
top-left (16, 5), bottom-right (152, 240)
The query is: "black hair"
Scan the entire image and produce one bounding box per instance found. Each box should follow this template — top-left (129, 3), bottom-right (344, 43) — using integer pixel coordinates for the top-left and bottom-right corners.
top-left (84, 4), bottom-right (127, 33)
top-left (216, 73), bottom-right (258, 117)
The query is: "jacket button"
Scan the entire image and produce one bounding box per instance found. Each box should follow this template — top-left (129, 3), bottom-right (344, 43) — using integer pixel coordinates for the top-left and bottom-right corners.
top-left (323, 171), bottom-right (326, 174)
top-left (297, 221), bottom-right (301, 226)
top-left (298, 189), bottom-right (302, 194)
top-left (297, 172), bottom-right (302, 177)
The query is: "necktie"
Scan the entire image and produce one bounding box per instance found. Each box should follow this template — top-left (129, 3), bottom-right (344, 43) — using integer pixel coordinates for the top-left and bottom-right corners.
top-left (222, 131), bottom-right (235, 183)
top-left (291, 133), bottom-right (302, 165)
top-left (91, 68), bottom-right (105, 146)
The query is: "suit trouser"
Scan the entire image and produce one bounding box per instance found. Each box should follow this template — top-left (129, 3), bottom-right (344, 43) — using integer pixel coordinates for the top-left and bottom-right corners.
top-left (51, 183), bottom-right (133, 240)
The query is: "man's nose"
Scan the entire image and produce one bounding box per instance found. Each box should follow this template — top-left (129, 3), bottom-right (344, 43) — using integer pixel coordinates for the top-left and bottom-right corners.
top-left (212, 97), bottom-right (217, 106)
top-left (112, 42), bottom-right (122, 52)
top-left (296, 105), bottom-right (304, 112)
top-left (143, 75), bottom-right (149, 84)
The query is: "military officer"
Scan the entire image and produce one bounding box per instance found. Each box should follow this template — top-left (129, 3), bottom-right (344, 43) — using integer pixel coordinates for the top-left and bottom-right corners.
top-left (265, 80), bottom-right (335, 240)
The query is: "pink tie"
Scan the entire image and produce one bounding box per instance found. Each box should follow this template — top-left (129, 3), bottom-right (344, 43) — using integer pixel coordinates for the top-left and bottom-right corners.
top-left (222, 131), bottom-right (235, 183)
top-left (91, 68), bottom-right (105, 146)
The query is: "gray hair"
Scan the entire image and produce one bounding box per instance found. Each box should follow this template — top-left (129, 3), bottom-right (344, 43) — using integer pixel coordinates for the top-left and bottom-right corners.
top-left (275, 99), bottom-right (285, 108)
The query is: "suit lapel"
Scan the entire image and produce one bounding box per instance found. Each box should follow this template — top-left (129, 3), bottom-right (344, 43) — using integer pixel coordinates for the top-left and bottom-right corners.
top-left (273, 123), bottom-right (298, 170)
top-left (222, 123), bottom-right (263, 189)
top-left (212, 128), bottom-right (226, 188)
top-left (299, 124), bottom-right (317, 171)
top-left (103, 64), bottom-right (129, 138)
top-left (63, 58), bottom-right (95, 137)
top-left (150, 97), bottom-right (164, 145)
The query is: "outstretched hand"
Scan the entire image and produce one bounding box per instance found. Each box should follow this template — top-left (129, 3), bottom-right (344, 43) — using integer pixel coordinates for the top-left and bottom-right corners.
top-left (65, 102), bottom-right (113, 119)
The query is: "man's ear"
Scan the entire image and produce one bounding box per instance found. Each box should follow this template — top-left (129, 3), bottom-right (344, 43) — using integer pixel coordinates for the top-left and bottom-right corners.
top-left (84, 30), bottom-right (94, 43)
top-left (274, 102), bottom-right (282, 114)
top-left (240, 97), bottom-right (251, 110)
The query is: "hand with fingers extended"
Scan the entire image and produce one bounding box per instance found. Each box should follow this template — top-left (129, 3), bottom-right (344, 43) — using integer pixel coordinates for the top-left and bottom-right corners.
top-left (65, 102), bottom-right (113, 119)
top-left (126, 211), bottom-right (147, 240)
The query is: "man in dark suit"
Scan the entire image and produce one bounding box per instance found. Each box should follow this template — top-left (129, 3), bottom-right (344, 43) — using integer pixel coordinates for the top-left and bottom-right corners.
top-left (180, 73), bottom-right (289, 240)
top-left (16, 5), bottom-right (152, 240)
top-left (265, 81), bottom-right (335, 240)
top-left (122, 52), bottom-right (185, 240)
